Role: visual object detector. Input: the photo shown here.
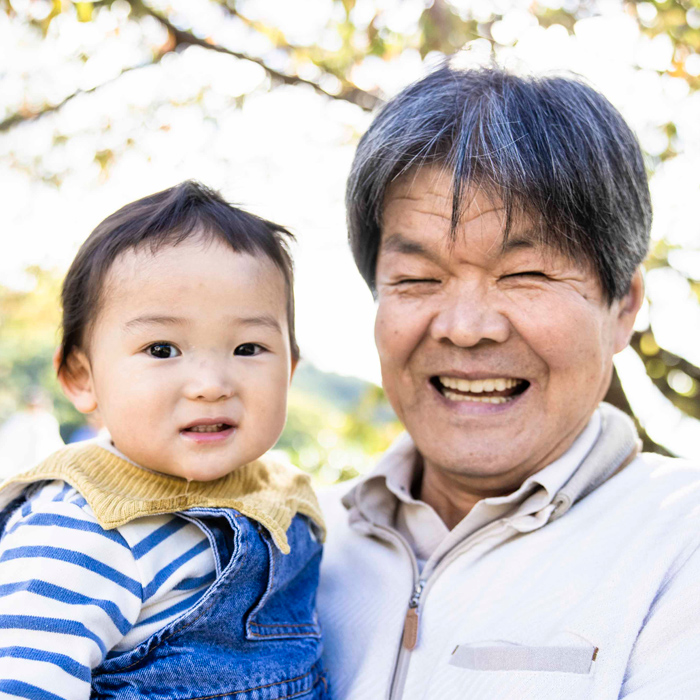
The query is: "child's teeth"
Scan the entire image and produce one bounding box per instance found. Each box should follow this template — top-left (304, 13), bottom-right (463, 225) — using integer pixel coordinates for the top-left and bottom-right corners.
top-left (189, 424), bottom-right (225, 433)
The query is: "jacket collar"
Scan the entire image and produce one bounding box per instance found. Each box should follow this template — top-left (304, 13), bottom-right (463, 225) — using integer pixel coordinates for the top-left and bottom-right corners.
top-left (344, 403), bottom-right (640, 533)
top-left (550, 403), bottom-right (641, 520)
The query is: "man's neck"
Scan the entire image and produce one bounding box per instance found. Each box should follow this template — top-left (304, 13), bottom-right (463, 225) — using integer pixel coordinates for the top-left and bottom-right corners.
top-left (418, 467), bottom-right (515, 530)
top-left (419, 458), bottom-right (558, 529)
top-left (417, 413), bottom-right (603, 529)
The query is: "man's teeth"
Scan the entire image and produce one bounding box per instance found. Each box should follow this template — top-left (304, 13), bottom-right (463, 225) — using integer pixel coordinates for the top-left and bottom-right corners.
top-left (187, 424), bottom-right (227, 433)
top-left (442, 391), bottom-right (511, 404)
top-left (439, 377), bottom-right (522, 393)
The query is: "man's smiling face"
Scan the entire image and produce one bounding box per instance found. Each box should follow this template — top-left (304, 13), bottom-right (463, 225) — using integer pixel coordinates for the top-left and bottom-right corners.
top-left (374, 165), bottom-right (643, 494)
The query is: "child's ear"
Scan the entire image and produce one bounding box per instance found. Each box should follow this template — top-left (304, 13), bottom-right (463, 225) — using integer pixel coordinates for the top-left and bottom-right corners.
top-left (54, 347), bottom-right (98, 414)
top-left (290, 356), bottom-right (299, 383)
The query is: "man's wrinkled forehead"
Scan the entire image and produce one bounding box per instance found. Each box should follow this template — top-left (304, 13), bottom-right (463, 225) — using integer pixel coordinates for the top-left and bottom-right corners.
top-left (379, 227), bottom-right (546, 261)
top-left (381, 168), bottom-right (551, 260)
top-left (383, 165), bottom-right (461, 221)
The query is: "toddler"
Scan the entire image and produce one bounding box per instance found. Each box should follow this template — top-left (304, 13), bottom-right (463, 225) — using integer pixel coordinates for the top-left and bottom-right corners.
top-left (0, 182), bottom-right (329, 699)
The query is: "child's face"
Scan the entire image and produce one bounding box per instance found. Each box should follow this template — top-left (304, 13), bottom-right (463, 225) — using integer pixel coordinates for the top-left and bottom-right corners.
top-left (63, 237), bottom-right (294, 481)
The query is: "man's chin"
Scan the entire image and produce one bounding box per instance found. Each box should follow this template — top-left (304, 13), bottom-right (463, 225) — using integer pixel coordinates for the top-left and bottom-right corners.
top-left (411, 429), bottom-right (543, 486)
top-left (425, 451), bottom-right (532, 481)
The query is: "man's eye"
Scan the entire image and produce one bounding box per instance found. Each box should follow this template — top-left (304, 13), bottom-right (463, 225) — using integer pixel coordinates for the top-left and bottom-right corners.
top-left (505, 271), bottom-right (547, 279)
top-left (147, 343), bottom-right (180, 359)
top-left (234, 343), bottom-right (264, 357)
top-left (396, 278), bottom-right (440, 285)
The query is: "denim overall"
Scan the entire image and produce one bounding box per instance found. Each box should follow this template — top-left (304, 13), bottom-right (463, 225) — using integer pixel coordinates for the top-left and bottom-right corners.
top-left (86, 508), bottom-right (329, 700)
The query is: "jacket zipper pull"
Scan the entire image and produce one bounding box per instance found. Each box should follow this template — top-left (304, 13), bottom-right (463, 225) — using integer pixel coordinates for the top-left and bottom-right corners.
top-left (402, 580), bottom-right (425, 651)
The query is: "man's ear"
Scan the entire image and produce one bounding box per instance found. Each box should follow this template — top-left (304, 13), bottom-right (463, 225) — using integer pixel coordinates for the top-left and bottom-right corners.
top-left (54, 347), bottom-right (98, 414)
top-left (613, 268), bottom-right (645, 353)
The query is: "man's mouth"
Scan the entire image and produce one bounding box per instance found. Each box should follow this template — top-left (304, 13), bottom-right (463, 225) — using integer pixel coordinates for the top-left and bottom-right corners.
top-left (431, 376), bottom-right (529, 404)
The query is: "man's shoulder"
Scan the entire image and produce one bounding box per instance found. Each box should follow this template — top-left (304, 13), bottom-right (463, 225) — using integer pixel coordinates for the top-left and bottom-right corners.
top-left (602, 451), bottom-right (700, 524)
top-left (316, 478), bottom-right (362, 531)
top-left (317, 479), bottom-right (357, 511)
top-left (632, 451), bottom-right (700, 489)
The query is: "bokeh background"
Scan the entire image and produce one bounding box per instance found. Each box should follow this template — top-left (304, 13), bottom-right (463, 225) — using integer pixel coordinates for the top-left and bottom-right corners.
top-left (1, 0), bottom-right (699, 482)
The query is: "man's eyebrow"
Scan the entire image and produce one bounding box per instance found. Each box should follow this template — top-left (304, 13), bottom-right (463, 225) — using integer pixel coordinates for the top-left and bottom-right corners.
top-left (124, 315), bottom-right (188, 331)
top-left (500, 228), bottom-right (545, 254)
top-left (380, 233), bottom-right (443, 265)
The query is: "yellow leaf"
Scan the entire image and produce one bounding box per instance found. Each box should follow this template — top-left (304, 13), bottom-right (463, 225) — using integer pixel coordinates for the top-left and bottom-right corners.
top-left (75, 1), bottom-right (92, 22)
top-left (640, 332), bottom-right (660, 356)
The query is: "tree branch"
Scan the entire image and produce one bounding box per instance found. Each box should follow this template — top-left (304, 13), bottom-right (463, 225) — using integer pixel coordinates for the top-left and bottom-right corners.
top-left (604, 364), bottom-right (673, 456)
top-left (0, 1), bottom-right (380, 135)
top-left (214, 1), bottom-right (380, 108)
top-left (631, 331), bottom-right (700, 382)
top-left (131, 0), bottom-right (381, 111)
top-left (0, 57), bottom-right (160, 133)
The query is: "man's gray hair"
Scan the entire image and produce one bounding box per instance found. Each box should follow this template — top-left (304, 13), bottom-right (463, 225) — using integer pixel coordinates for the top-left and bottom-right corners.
top-left (346, 64), bottom-right (651, 301)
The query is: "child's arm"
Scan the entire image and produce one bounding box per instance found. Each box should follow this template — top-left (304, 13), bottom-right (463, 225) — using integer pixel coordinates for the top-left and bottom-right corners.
top-left (0, 485), bottom-right (143, 698)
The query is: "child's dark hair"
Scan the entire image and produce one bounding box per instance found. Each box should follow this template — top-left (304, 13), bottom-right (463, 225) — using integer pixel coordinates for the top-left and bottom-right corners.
top-left (59, 181), bottom-right (300, 370)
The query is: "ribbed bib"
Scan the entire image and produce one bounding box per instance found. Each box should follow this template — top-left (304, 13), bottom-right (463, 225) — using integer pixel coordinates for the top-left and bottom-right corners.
top-left (0, 444), bottom-right (325, 554)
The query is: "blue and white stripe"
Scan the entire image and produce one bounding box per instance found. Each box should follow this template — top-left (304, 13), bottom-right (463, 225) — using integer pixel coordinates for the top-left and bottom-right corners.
top-left (0, 480), bottom-right (216, 698)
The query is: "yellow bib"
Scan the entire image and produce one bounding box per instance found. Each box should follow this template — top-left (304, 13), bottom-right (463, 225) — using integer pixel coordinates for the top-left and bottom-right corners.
top-left (0, 444), bottom-right (324, 554)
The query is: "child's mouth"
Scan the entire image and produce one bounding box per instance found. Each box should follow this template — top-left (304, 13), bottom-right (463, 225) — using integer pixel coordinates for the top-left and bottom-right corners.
top-left (180, 420), bottom-right (237, 443)
top-left (184, 423), bottom-right (232, 434)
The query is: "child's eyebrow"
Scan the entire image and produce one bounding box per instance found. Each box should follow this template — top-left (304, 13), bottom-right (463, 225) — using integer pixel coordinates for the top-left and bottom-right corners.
top-left (124, 314), bottom-right (282, 333)
top-left (124, 315), bottom-right (187, 331)
top-left (237, 315), bottom-right (282, 333)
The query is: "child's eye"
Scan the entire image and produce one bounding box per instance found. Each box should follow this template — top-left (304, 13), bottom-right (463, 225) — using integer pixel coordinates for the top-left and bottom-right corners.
top-left (147, 343), bottom-right (181, 359)
top-left (234, 343), bottom-right (264, 357)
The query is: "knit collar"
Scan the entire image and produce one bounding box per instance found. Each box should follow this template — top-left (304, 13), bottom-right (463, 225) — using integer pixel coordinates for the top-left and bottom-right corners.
top-left (0, 443), bottom-right (325, 554)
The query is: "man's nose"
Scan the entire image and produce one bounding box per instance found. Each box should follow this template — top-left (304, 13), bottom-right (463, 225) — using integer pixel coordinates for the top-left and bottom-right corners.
top-left (430, 283), bottom-right (511, 347)
top-left (183, 359), bottom-right (235, 402)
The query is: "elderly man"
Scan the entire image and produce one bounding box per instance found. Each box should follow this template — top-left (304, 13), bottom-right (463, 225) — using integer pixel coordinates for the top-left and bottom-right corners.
top-left (317, 65), bottom-right (700, 699)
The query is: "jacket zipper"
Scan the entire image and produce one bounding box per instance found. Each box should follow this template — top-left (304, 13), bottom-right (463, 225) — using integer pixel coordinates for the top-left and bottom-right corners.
top-left (365, 518), bottom-right (511, 700)
top-left (357, 521), bottom-right (419, 700)
top-left (402, 579), bottom-right (425, 650)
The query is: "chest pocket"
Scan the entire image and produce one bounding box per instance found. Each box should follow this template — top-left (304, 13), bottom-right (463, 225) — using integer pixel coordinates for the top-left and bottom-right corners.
top-left (450, 640), bottom-right (597, 673)
top-left (435, 635), bottom-right (597, 700)
top-left (246, 515), bottom-right (323, 640)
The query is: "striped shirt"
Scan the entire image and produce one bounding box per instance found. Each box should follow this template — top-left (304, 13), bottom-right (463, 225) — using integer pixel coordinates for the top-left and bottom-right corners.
top-left (0, 479), bottom-right (216, 698)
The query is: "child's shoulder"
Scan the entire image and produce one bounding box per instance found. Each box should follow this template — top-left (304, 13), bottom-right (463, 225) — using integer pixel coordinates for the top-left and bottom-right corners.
top-left (2, 479), bottom-right (213, 591)
top-left (6, 478), bottom-right (206, 552)
top-left (4, 478), bottom-right (132, 550)
top-left (11, 478), bottom-right (95, 521)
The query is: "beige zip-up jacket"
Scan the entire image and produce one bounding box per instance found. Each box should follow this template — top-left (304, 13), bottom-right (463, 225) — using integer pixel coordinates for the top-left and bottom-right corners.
top-left (317, 404), bottom-right (700, 700)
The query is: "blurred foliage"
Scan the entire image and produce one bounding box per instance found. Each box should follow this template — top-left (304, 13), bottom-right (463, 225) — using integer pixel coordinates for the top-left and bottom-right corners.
top-left (0, 267), bottom-right (84, 440)
top-left (1, 0), bottom-right (699, 458)
top-left (279, 378), bottom-right (402, 483)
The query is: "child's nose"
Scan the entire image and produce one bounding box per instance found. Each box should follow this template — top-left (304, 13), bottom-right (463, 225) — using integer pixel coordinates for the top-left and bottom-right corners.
top-left (184, 361), bottom-right (235, 402)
